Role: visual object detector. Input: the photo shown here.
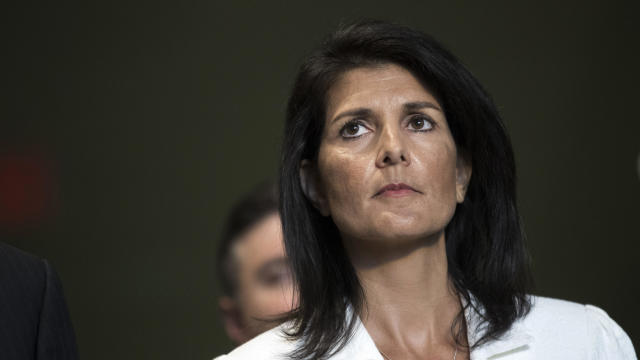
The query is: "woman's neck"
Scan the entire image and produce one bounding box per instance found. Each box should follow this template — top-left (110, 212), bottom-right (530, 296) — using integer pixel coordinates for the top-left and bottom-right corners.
top-left (346, 230), bottom-right (464, 358)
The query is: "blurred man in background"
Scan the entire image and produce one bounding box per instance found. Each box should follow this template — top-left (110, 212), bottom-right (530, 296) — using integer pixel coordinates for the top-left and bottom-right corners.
top-left (217, 182), bottom-right (296, 344)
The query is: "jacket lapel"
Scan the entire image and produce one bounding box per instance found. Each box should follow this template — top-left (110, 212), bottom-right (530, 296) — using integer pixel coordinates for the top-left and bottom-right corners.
top-left (465, 297), bottom-right (534, 360)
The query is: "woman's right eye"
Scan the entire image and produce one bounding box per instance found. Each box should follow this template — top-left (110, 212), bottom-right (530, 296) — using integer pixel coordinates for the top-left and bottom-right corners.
top-left (340, 121), bottom-right (370, 138)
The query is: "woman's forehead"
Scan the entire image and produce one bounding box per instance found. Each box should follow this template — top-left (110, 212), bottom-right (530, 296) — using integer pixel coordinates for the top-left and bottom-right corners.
top-left (325, 64), bottom-right (441, 120)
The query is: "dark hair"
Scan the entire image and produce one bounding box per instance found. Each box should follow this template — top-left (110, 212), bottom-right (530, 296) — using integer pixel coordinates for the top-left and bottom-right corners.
top-left (217, 181), bottom-right (279, 296)
top-left (279, 20), bottom-right (532, 359)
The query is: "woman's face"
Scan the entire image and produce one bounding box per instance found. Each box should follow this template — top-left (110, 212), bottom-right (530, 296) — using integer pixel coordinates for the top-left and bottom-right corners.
top-left (302, 64), bottom-right (470, 249)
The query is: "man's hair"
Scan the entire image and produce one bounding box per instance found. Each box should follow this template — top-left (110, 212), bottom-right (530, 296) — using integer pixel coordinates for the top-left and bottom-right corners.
top-left (217, 181), bottom-right (279, 296)
top-left (279, 20), bottom-right (533, 359)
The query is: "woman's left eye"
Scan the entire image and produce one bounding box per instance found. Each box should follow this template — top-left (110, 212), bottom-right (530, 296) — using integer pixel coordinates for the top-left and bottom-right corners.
top-left (407, 115), bottom-right (433, 131)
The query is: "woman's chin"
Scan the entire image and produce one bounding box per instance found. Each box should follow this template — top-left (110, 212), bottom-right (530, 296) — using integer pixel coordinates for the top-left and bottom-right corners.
top-left (375, 216), bottom-right (446, 239)
top-left (347, 225), bottom-right (445, 250)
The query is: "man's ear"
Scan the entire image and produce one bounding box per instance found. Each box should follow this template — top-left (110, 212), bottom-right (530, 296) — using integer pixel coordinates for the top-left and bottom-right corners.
top-left (299, 159), bottom-right (330, 216)
top-left (219, 296), bottom-right (249, 345)
top-left (455, 154), bottom-right (472, 204)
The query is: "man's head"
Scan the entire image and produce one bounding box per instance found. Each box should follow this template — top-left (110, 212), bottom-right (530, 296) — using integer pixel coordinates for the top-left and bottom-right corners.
top-left (217, 182), bottom-right (295, 344)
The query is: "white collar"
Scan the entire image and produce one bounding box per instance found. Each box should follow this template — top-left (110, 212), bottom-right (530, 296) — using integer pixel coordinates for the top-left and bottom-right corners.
top-left (327, 297), bottom-right (534, 360)
top-left (464, 297), bottom-right (534, 359)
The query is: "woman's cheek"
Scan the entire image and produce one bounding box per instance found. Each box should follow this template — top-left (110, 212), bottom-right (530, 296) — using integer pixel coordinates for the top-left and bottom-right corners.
top-left (320, 147), bottom-right (371, 216)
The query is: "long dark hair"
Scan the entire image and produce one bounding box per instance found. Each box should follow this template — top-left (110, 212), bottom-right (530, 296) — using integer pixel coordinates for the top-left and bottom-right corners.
top-left (279, 20), bottom-right (532, 359)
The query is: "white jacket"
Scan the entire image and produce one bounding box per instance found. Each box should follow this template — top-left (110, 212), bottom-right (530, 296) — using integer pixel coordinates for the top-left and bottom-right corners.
top-left (214, 296), bottom-right (636, 359)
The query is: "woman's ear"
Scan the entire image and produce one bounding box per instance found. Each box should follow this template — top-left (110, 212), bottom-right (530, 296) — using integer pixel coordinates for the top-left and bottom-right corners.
top-left (455, 155), bottom-right (472, 204)
top-left (299, 160), bottom-right (330, 216)
top-left (219, 296), bottom-right (250, 344)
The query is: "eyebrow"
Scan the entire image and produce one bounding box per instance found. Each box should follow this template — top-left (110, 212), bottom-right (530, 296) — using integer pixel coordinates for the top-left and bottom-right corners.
top-left (404, 101), bottom-right (442, 112)
top-left (330, 101), bottom-right (442, 125)
top-left (330, 108), bottom-right (373, 125)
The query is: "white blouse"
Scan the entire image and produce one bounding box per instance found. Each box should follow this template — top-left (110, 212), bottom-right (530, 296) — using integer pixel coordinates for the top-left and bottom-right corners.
top-left (214, 296), bottom-right (636, 360)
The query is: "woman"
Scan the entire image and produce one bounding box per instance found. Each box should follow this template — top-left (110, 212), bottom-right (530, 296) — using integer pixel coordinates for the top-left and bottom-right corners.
top-left (216, 20), bottom-right (635, 360)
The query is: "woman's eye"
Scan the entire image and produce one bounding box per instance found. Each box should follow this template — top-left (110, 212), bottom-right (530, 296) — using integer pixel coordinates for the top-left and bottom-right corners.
top-left (340, 121), bottom-right (370, 138)
top-left (407, 116), bottom-right (433, 131)
top-left (260, 269), bottom-right (293, 288)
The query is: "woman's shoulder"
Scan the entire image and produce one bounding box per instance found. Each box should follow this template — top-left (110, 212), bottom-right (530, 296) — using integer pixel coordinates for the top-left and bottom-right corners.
top-left (525, 295), bottom-right (626, 332)
top-left (213, 323), bottom-right (297, 360)
top-left (526, 295), bottom-right (596, 323)
top-left (519, 295), bottom-right (636, 359)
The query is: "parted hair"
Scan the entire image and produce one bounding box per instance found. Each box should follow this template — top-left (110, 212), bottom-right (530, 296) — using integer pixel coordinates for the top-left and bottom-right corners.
top-left (279, 20), bottom-right (532, 359)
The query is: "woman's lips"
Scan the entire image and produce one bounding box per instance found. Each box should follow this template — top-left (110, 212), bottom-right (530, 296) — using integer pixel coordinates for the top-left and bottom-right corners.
top-left (374, 183), bottom-right (420, 197)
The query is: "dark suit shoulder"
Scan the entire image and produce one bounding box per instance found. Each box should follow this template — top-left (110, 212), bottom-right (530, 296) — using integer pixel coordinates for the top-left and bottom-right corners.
top-left (0, 241), bottom-right (47, 272)
top-left (0, 242), bottom-right (79, 360)
top-left (0, 242), bottom-right (48, 359)
top-left (0, 241), bottom-right (47, 305)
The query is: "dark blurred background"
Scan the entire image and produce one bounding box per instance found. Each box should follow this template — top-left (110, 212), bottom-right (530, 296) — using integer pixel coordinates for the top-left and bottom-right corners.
top-left (1, 1), bottom-right (638, 358)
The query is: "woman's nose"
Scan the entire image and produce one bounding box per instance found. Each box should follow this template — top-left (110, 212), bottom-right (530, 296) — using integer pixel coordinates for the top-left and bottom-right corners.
top-left (375, 126), bottom-right (410, 168)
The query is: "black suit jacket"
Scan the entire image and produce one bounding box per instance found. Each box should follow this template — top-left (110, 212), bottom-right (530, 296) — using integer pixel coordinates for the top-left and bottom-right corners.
top-left (0, 242), bottom-right (79, 360)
